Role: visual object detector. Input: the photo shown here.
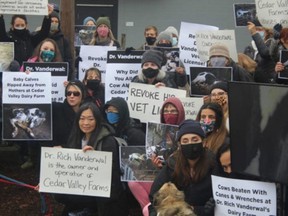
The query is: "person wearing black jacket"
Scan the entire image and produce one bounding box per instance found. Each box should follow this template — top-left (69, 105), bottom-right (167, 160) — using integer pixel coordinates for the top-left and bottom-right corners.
top-left (149, 120), bottom-right (218, 216)
top-left (0, 5), bottom-right (53, 65)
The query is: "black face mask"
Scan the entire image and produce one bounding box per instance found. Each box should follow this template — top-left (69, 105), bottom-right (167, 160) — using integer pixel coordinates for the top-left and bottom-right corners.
top-left (157, 43), bottom-right (172, 48)
top-left (142, 68), bottom-right (159, 78)
top-left (146, 37), bottom-right (156, 45)
top-left (86, 80), bottom-right (101, 91)
top-left (181, 143), bottom-right (204, 160)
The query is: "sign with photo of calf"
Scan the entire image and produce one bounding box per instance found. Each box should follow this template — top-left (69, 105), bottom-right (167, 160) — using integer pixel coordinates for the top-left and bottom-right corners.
top-left (2, 72), bottom-right (52, 140)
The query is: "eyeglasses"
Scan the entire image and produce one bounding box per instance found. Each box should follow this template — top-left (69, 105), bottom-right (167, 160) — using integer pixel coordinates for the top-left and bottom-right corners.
top-left (210, 92), bottom-right (226, 97)
top-left (163, 110), bottom-right (178, 114)
top-left (67, 91), bottom-right (81, 97)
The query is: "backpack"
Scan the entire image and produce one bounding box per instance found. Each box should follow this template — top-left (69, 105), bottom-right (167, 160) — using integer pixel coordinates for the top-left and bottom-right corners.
top-left (96, 136), bottom-right (128, 151)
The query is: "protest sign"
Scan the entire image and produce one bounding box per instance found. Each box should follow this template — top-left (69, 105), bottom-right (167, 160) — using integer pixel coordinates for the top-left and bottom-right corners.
top-left (0, 0), bottom-right (48, 15)
top-left (128, 83), bottom-right (186, 123)
top-left (120, 146), bottom-right (159, 182)
top-left (233, 3), bottom-right (261, 27)
top-left (23, 62), bottom-right (68, 102)
top-left (0, 42), bottom-right (14, 71)
top-left (196, 30), bottom-right (237, 62)
top-left (79, 45), bottom-right (117, 82)
top-left (105, 50), bottom-right (143, 102)
top-left (190, 67), bottom-right (232, 96)
top-left (212, 175), bottom-right (276, 216)
top-left (74, 25), bottom-right (96, 47)
top-left (256, 0), bottom-right (288, 28)
top-left (179, 97), bottom-right (203, 119)
top-left (39, 147), bottom-right (112, 197)
top-left (178, 22), bottom-right (218, 73)
top-left (2, 72), bottom-right (52, 140)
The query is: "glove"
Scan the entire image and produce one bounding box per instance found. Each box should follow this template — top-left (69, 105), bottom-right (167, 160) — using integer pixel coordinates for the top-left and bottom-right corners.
top-left (125, 47), bottom-right (135, 54)
top-left (204, 197), bottom-right (215, 215)
top-left (273, 23), bottom-right (283, 40)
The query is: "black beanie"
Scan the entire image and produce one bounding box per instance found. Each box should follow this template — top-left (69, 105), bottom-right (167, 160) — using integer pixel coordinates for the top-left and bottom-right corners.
top-left (177, 119), bottom-right (205, 141)
top-left (209, 81), bottom-right (228, 93)
top-left (65, 80), bottom-right (86, 98)
top-left (141, 49), bottom-right (163, 69)
top-left (50, 11), bottom-right (60, 21)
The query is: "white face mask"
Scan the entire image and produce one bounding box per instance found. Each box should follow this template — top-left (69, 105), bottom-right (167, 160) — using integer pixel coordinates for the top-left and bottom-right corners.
top-left (14, 26), bottom-right (25, 30)
top-left (50, 23), bottom-right (59, 32)
top-left (210, 56), bottom-right (227, 67)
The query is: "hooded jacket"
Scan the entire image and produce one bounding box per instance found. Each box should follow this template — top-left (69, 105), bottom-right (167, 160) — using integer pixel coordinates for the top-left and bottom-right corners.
top-left (160, 97), bottom-right (185, 125)
top-left (104, 97), bottom-right (145, 146)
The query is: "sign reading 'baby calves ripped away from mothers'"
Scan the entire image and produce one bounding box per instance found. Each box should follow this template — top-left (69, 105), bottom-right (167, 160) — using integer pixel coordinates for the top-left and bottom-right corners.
top-left (39, 147), bottom-right (112, 197)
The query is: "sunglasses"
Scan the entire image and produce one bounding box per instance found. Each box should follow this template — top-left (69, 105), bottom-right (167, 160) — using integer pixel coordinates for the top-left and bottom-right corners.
top-left (67, 91), bottom-right (81, 97)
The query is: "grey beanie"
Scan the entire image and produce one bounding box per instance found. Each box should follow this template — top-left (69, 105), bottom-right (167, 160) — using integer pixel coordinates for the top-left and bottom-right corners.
top-left (95, 16), bottom-right (111, 29)
top-left (177, 119), bottom-right (206, 141)
top-left (165, 26), bottom-right (179, 38)
top-left (209, 81), bottom-right (228, 93)
top-left (156, 31), bottom-right (173, 45)
top-left (141, 49), bottom-right (163, 69)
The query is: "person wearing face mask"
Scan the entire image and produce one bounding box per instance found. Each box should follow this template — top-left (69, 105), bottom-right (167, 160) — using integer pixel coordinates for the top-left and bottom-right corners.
top-left (131, 49), bottom-right (177, 88)
top-left (90, 16), bottom-right (120, 48)
top-left (46, 11), bottom-right (73, 80)
top-left (0, 5), bottom-right (53, 65)
top-left (155, 30), bottom-right (189, 94)
top-left (82, 67), bottom-right (105, 111)
top-left (196, 102), bottom-right (228, 154)
top-left (165, 26), bottom-right (179, 47)
top-left (208, 43), bottom-right (254, 82)
top-left (244, 22), bottom-right (275, 83)
top-left (139, 25), bottom-right (158, 50)
top-left (149, 119), bottom-right (218, 216)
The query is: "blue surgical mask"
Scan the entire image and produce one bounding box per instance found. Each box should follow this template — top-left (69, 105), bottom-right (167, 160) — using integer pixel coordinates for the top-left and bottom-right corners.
top-left (210, 56), bottom-right (227, 67)
top-left (107, 112), bottom-right (120, 124)
top-left (172, 37), bottom-right (178, 46)
top-left (200, 120), bottom-right (216, 134)
top-left (41, 50), bottom-right (55, 62)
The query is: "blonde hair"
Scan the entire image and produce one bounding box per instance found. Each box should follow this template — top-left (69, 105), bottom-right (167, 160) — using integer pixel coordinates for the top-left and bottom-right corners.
top-left (90, 29), bottom-right (117, 45)
top-left (237, 53), bottom-right (257, 73)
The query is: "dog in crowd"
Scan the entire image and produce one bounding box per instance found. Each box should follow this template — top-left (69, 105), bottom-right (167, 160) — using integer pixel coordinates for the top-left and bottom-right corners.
top-left (153, 182), bottom-right (196, 216)
top-left (10, 108), bottom-right (46, 138)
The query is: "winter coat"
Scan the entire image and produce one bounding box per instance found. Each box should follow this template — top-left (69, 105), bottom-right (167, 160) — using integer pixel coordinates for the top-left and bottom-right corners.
top-left (131, 69), bottom-right (178, 88)
top-left (228, 59), bottom-right (254, 82)
top-left (51, 100), bottom-right (76, 147)
top-left (149, 150), bottom-right (218, 216)
top-left (104, 97), bottom-right (146, 146)
top-left (84, 85), bottom-right (105, 112)
top-left (0, 15), bottom-right (51, 65)
top-left (244, 34), bottom-right (275, 83)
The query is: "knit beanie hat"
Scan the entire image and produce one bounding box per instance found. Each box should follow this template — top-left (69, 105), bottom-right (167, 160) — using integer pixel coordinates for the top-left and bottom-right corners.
top-left (165, 26), bottom-right (179, 38)
top-left (50, 11), bottom-right (60, 21)
top-left (141, 49), bottom-right (163, 69)
top-left (177, 119), bottom-right (206, 141)
top-left (65, 80), bottom-right (86, 98)
top-left (209, 81), bottom-right (228, 93)
top-left (83, 16), bottom-right (96, 26)
top-left (209, 43), bottom-right (230, 59)
top-left (156, 31), bottom-right (173, 45)
top-left (95, 16), bottom-right (111, 29)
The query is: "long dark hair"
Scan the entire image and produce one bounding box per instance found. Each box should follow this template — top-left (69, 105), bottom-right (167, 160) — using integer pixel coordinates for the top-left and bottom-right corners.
top-left (67, 102), bottom-right (103, 149)
top-left (171, 148), bottom-right (213, 186)
top-left (32, 38), bottom-right (63, 62)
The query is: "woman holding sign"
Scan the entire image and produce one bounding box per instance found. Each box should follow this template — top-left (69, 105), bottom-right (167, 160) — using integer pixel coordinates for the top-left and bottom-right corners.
top-left (54, 102), bottom-right (128, 216)
top-left (148, 120), bottom-right (218, 216)
top-left (0, 4), bottom-right (54, 65)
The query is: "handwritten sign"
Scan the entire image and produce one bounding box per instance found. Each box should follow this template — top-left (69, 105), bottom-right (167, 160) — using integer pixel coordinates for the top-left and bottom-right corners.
top-left (79, 45), bottom-right (116, 82)
top-left (39, 147), bottom-right (113, 197)
top-left (23, 62), bottom-right (68, 102)
top-left (128, 83), bottom-right (186, 123)
top-left (178, 22), bottom-right (218, 73)
top-left (256, 0), bottom-right (288, 28)
top-left (212, 175), bottom-right (277, 216)
top-left (196, 30), bottom-right (237, 62)
top-left (180, 97), bottom-right (203, 119)
top-left (105, 50), bottom-right (143, 102)
top-left (0, 0), bottom-right (48, 15)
